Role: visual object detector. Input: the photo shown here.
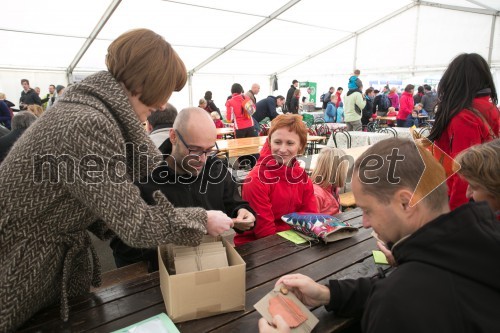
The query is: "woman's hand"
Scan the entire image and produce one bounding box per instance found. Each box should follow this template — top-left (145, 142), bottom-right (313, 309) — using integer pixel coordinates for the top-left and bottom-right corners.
top-left (206, 210), bottom-right (233, 236)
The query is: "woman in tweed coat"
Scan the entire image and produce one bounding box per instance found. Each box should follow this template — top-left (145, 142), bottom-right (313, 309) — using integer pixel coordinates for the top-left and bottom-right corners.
top-left (0, 29), bottom-right (233, 332)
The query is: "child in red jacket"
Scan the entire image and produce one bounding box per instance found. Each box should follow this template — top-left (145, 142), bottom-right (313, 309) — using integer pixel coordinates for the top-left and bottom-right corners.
top-left (311, 147), bottom-right (348, 215)
top-left (211, 111), bottom-right (224, 139)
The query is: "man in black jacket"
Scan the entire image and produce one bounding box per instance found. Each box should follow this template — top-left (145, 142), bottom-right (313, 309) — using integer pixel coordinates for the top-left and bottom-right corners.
top-left (19, 79), bottom-right (42, 110)
top-left (111, 107), bottom-right (256, 271)
top-left (285, 80), bottom-right (298, 113)
top-left (259, 138), bottom-right (500, 333)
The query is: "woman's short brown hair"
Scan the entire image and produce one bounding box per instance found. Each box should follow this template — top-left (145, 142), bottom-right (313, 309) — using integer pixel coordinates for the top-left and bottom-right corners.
top-left (456, 139), bottom-right (500, 198)
top-left (106, 28), bottom-right (187, 108)
top-left (268, 114), bottom-right (308, 154)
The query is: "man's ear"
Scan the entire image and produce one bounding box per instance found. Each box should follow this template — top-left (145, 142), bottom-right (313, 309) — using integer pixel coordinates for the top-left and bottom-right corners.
top-left (396, 189), bottom-right (414, 212)
top-left (169, 128), bottom-right (176, 143)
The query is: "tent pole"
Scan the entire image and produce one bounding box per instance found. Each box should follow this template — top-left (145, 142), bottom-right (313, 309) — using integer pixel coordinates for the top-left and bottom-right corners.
top-left (353, 34), bottom-right (358, 72)
top-left (66, 0), bottom-right (122, 80)
top-left (188, 71), bottom-right (193, 107)
top-left (411, 3), bottom-right (421, 77)
top-left (275, 2), bottom-right (417, 76)
top-left (190, 0), bottom-right (301, 75)
top-left (487, 15), bottom-right (496, 66)
top-left (419, 1), bottom-right (498, 16)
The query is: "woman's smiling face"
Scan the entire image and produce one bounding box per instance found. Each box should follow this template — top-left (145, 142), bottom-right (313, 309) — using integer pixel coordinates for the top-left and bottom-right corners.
top-left (270, 128), bottom-right (302, 166)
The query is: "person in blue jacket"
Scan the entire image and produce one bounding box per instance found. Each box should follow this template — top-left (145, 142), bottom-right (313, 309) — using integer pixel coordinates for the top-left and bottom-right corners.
top-left (324, 94), bottom-right (338, 122)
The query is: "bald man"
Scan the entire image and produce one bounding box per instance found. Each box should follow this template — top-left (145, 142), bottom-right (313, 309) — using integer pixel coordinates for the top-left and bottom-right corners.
top-left (245, 83), bottom-right (260, 104)
top-left (110, 107), bottom-right (256, 271)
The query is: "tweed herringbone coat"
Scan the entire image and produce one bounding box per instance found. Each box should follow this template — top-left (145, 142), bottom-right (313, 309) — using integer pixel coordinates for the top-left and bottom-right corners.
top-left (0, 71), bottom-right (207, 332)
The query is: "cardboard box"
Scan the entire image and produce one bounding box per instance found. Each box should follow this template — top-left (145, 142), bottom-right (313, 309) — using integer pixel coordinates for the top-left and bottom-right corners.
top-left (158, 236), bottom-right (246, 323)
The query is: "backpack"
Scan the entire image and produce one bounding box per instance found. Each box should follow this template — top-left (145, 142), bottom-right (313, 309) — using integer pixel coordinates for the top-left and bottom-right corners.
top-left (241, 96), bottom-right (256, 118)
top-left (320, 93), bottom-right (326, 103)
top-left (379, 94), bottom-right (391, 111)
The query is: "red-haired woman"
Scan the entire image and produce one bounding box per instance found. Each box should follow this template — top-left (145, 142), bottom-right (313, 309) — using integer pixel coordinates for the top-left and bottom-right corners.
top-left (234, 114), bottom-right (318, 246)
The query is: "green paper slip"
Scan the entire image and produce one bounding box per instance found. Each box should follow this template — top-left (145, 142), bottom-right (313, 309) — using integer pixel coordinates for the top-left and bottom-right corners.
top-left (372, 250), bottom-right (389, 265)
top-left (112, 313), bottom-right (179, 333)
top-left (277, 230), bottom-right (308, 244)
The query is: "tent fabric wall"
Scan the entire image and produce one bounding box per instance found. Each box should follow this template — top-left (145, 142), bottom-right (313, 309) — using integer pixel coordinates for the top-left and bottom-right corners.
top-left (1, 0), bottom-right (499, 109)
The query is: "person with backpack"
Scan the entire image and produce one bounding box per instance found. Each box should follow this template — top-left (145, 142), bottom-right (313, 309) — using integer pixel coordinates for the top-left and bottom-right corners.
top-left (322, 87), bottom-right (335, 110)
top-left (373, 89), bottom-right (391, 116)
top-left (226, 83), bottom-right (259, 168)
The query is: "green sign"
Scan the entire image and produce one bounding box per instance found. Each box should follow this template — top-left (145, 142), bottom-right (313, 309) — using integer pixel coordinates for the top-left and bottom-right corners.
top-left (298, 81), bottom-right (317, 103)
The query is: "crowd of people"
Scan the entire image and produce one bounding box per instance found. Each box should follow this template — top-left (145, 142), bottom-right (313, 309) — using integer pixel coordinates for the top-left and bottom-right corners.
top-left (0, 28), bottom-right (499, 333)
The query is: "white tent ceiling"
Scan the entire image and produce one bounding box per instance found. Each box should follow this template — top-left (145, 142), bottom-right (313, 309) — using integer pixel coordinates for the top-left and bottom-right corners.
top-left (1, 0), bottom-right (499, 108)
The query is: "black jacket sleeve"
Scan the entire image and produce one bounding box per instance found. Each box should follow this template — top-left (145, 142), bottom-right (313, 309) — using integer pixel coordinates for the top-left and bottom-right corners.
top-left (325, 278), bottom-right (375, 318)
top-left (221, 167), bottom-right (256, 233)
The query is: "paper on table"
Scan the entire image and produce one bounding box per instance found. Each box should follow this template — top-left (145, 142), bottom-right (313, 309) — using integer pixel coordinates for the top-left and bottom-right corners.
top-left (277, 230), bottom-right (307, 244)
top-left (111, 313), bottom-right (179, 333)
top-left (372, 250), bottom-right (389, 265)
top-left (254, 284), bottom-right (319, 333)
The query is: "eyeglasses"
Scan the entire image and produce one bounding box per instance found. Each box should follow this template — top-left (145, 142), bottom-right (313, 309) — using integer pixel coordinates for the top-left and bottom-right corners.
top-left (175, 130), bottom-right (220, 158)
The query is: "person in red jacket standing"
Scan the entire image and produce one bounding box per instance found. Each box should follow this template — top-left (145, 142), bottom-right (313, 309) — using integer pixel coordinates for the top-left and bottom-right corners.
top-left (428, 53), bottom-right (499, 210)
top-left (234, 114), bottom-right (318, 246)
top-left (226, 83), bottom-right (256, 138)
top-left (397, 84), bottom-right (415, 127)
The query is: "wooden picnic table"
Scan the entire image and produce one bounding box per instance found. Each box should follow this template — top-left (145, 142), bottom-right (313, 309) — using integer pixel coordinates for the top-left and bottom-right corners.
top-left (216, 127), bottom-right (235, 139)
top-left (217, 136), bottom-right (326, 158)
top-left (19, 209), bottom-right (385, 333)
top-left (375, 116), bottom-right (396, 122)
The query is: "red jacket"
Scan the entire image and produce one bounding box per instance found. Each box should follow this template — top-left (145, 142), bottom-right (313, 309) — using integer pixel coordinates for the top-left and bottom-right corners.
top-left (434, 95), bottom-right (499, 210)
top-left (397, 91), bottom-right (414, 120)
top-left (313, 184), bottom-right (341, 215)
top-left (226, 93), bottom-right (253, 130)
top-left (234, 142), bottom-right (317, 246)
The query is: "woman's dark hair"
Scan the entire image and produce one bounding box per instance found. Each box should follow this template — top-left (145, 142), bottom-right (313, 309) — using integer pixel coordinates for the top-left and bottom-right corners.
top-left (404, 84), bottom-right (414, 93)
top-left (231, 83), bottom-right (244, 94)
top-left (428, 53), bottom-right (497, 142)
top-left (417, 86), bottom-right (424, 94)
top-left (204, 91), bottom-right (212, 100)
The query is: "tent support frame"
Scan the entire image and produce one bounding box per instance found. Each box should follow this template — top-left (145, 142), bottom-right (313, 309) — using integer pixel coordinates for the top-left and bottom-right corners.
top-left (66, 0), bottom-right (122, 82)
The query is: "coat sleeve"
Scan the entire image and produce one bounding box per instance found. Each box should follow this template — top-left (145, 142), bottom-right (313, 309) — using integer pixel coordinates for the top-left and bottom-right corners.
top-left (242, 175), bottom-right (277, 239)
top-left (61, 111), bottom-right (207, 248)
top-left (356, 93), bottom-right (367, 110)
top-left (325, 278), bottom-right (374, 317)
